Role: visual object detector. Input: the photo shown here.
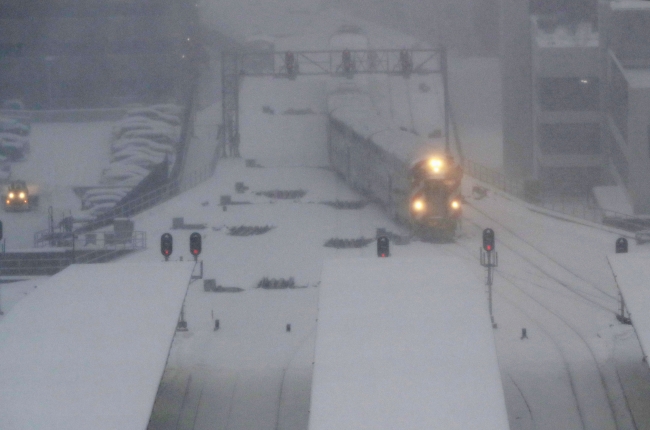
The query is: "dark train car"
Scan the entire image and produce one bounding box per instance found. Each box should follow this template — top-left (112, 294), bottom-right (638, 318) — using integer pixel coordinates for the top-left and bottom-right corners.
top-left (327, 89), bottom-right (461, 240)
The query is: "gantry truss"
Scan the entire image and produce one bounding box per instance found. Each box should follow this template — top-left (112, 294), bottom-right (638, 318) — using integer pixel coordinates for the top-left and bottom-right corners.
top-left (221, 48), bottom-right (449, 157)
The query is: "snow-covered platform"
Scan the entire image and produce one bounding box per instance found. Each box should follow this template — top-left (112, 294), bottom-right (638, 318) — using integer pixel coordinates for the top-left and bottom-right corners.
top-left (608, 253), bottom-right (650, 362)
top-left (309, 257), bottom-right (510, 430)
top-left (0, 262), bottom-right (195, 429)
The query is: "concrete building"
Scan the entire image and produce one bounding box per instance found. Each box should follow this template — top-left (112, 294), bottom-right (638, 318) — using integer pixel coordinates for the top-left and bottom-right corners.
top-left (500, 0), bottom-right (535, 179)
top-left (530, 16), bottom-right (602, 192)
top-left (500, 0), bottom-right (650, 214)
top-left (599, 0), bottom-right (650, 213)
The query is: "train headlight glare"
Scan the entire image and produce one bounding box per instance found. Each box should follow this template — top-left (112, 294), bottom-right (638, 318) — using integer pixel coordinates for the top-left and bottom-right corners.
top-left (8, 192), bottom-right (14, 199)
top-left (428, 157), bottom-right (443, 173)
top-left (19, 192), bottom-right (25, 199)
top-left (412, 199), bottom-right (425, 212)
top-left (451, 200), bottom-right (460, 210)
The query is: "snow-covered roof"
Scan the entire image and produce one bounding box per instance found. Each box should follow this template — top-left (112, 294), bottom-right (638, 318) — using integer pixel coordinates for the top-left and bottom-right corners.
top-left (607, 253), bottom-right (650, 364)
top-left (533, 19), bottom-right (598, 48)
top-left (309, 257), bottom-right (510, 430)
top-left (328, 90), bottom-right (445, 165)
top-left (0, 262), bottom-right (195, 429)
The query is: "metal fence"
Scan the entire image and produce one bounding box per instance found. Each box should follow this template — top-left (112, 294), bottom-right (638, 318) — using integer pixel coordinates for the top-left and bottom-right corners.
top-left (34, 230), bottom-right (146, 250)
top-left (0, 249), bottom-right (137, 276)
top-left (461, 158), bottom-right (526, 199)
top-left (462, 157), bottom-right (650, 233)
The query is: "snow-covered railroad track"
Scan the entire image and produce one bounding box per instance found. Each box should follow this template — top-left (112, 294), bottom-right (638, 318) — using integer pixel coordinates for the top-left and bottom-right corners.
top-left (456, 214), bottom-right (636, 430)
top-left (467, 202), bottom-right (619, 312)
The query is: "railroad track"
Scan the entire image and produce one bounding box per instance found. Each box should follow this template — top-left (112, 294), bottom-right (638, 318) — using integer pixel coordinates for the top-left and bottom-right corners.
top-left (441, 203), bottom-right (639, 430)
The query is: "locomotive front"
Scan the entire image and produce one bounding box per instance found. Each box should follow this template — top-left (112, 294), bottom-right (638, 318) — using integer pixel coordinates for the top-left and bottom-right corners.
top-left (409, 156), bottom-right (462, 239)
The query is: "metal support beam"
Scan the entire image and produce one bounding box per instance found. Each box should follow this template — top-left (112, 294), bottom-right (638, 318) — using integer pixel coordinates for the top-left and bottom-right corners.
top-left (221, 51), bottom-right (240, 159)
top-left (219, 48), bottom-right (449, 157)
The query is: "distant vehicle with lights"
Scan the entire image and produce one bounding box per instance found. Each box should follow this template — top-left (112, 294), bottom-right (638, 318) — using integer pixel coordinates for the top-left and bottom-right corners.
top-left (327, 90), bottom-right (462, 240)
top-left (4, 180), bottom-right (35, 211)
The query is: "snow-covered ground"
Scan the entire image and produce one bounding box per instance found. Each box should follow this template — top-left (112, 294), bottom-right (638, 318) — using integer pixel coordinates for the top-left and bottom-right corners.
top-left (0, 262), bottom-right (195, 429)
top-left (2, 121), bottom-right (112, 249)
top-left (1, 2), bottom-right (650, 430)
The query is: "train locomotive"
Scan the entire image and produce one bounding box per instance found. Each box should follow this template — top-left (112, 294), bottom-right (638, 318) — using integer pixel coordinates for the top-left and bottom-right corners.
top-left (4, 180), bottom-right (32, 211)
top-left (327, 89), bottom-right (462, 240)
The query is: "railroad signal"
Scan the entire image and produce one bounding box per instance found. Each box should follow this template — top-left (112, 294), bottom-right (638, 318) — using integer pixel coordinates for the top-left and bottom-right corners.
top-left (285, 51), bottom-right (296, 78)
top-left (615, 237), bottom-right (628, 254)
top-left (161, 233), bottom-right (173, 260)
top-left (480, 227), bottom-right (498, 329)
top-left (377, 236), bottom-right (390, 257)
top-left (482, 228), bottom-right (495, 252)
top-left (190, 232), bottom-right (202, 258)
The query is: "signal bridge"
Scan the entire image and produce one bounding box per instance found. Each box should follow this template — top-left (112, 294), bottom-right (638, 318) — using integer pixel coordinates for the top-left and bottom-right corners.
top-left (220, 48), bottom-right (450, 158)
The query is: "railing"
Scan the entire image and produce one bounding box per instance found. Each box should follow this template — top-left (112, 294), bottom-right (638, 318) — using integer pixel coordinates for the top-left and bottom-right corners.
top-left (462, 157), bottom-right (650, 233)
top-left (32, 66), bottom-right (219, 247)
top-left (0, 249), bottom-right (138, 276)
top-left (461, 158), bottom-right (526, 199)
top-left (34, 230), bottom-right (146, 250)
top-left (33, 158), bottom-right (216, 247)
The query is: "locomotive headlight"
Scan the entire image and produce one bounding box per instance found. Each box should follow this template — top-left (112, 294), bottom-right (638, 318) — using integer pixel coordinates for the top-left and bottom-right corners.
top-left (450, 200), bottom-right (460, 210)
top-left (428, 157), bottom-right (443, 173)
top-left (412, 199), bottom-right (425, 212)
top-left (19, 192), bottom-right (25, 199)
top-left (8, 192), bottom-right (14, 199)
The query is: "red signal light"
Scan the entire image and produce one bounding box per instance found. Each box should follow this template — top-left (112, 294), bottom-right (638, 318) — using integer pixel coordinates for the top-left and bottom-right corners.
top-left (482, 228), bottom-right (495, 252)
top-left (161, 233), bottom-right (173, 258)
top-left (189, 232), bottom-right (202, 257)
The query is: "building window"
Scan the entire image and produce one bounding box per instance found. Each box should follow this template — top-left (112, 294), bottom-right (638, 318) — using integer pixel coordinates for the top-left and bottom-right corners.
top-left (538, 77), bottom-right (599, 111)
top-left (539, 123), bottom-right (601, 154)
